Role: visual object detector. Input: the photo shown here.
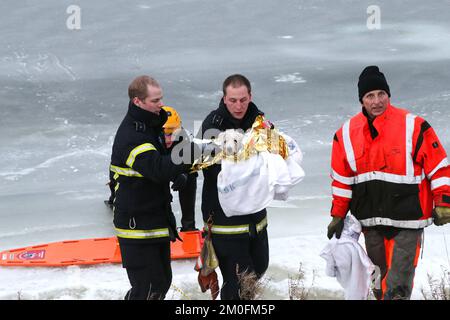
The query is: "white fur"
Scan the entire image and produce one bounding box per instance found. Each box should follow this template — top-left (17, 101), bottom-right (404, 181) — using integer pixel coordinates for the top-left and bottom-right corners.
top-left (216, 129), bottom-right (245, 156)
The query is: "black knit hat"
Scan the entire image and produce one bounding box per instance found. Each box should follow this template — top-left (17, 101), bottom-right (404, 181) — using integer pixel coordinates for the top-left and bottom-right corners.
top-left (358, 66), bottom-right (391, 102)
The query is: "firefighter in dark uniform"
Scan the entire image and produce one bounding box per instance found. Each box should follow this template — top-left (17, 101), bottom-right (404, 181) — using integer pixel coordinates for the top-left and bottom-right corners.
top-left (110, 75), bottom-right (192, 300)
top-left (162, 106), bottom-right (198, 232)
top-left (107, 105), bottom-right (199, 230)
top-left (198, 74), bottom-right (269, 300)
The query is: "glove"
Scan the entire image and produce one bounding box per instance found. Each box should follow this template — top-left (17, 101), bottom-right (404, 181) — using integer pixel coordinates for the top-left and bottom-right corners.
top-left (327, 216), bottom-right (344, 239)
top-left (198, 270), bottom-right (220, 300)
top-left (104, 180), bottom-right (115, 210)
top-left (433, 206), bottom-right (450, 226)
top-left (167, 211), bottom-right (182, 242)
top-left (171, 173), bottom-right (188, 191)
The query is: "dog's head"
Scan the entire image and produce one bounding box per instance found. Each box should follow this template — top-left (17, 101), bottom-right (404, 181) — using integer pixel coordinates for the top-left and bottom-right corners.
top-left (216, 129), bottom-right (245, 156)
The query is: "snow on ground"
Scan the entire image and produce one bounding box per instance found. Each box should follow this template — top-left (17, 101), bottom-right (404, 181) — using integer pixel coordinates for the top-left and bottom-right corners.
top-left (1, 201), bottom-right (449, 300)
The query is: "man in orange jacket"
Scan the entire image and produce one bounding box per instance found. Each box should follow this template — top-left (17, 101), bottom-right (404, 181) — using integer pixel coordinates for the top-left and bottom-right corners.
top-left (327, 66), bottom-right (450, 300)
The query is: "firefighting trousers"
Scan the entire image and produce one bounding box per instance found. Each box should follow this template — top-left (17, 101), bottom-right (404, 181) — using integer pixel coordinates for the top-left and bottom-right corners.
top-left (363, 227), bottom-right (422, 300)
top-left (119, 241), bottom-right (172, 300)
top-left (212, 228), bottom-right (269, 300)
top-left (179, 174), bottom-right (197, 231)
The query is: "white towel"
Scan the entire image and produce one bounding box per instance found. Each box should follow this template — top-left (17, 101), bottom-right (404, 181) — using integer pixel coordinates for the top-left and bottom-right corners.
top-left (217, 132), bottom-right (305, 217)
top-left (320, 215), bottom-right (375, 300)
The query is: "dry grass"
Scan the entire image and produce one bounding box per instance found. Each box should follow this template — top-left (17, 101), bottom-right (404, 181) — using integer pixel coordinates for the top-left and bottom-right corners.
top-left (288, 263), bottom-right (316, 300)
top-left (237, 268), bottom-right (269, 300)
top-left (421, 268), bottom-right (450, 300)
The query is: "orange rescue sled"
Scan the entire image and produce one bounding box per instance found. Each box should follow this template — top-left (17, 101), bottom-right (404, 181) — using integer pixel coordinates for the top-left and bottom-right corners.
top-left (0, 230), bottom-right (203, 267)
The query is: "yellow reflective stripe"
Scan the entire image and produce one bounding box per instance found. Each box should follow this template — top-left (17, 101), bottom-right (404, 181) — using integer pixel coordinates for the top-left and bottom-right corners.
top-left (206, 224), bottom-right (249, 235)
top-left (115, 228), bottom-right (170, 239)
top-left (205, 218), bottom-right (268, 235)
top-left (114, 182), bottom-right (120, 192)
top-left (110, 165), bottom-right (144, 177)
top-left (256, 217), bottom-right (268, 233)
top-left (126, 143), bottom-right (156, 168)
top-left (113, 172), bottom-right (119, 180)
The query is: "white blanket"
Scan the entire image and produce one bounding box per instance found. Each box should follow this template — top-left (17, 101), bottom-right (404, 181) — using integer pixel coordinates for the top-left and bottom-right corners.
top-left (320, 215), bottom-right (375, 300)
top-left (217, 132), bottom-right (305, 217)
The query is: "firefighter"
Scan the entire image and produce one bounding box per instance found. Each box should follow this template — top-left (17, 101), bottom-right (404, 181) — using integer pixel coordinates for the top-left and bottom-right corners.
top-left (327, 66), bottom-right (450, 299)
top-left (162, 106), bottom-right (198, 232)
top-left (198, 74), bottom-right (269, 300)
top-left (109, 75), bottom-right (194, 300)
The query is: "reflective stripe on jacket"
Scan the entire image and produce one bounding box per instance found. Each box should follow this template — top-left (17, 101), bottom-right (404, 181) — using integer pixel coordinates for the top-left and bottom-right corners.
top-left (204, 217), bottom-right (268, 235)
top-left (115, 227), bottom-right (170, 240)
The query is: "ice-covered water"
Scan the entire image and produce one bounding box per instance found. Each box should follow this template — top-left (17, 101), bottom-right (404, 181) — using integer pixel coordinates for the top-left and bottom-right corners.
top-left (1, 0), bottom-right (450, 299)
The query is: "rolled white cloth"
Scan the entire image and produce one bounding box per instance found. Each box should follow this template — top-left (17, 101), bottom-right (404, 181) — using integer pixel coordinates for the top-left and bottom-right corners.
top-left (320, 215), bottom-right (376, 300)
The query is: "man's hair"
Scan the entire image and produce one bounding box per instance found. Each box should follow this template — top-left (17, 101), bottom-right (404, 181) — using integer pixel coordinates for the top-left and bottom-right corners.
top-left (222, 74), bottom-right (251, 96)
top-left (128, 75), bottom-right (159, 100)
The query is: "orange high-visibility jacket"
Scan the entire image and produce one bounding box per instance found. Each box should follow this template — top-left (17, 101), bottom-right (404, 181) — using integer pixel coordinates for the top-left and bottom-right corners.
top-left (331, 103), bottom-right (450, 228)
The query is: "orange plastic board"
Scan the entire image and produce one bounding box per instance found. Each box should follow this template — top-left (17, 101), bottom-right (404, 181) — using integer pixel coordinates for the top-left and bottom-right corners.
top-left (171, 230), bottom-right (204, 260)
top-left (0, 231), bottom-right (203, 267)
top-left (0, 237), bottom-right (121, 267)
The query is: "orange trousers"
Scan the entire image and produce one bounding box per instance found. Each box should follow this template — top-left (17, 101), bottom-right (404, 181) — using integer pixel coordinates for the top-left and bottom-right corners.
top-left (364, 227), bottom-right (422, 300)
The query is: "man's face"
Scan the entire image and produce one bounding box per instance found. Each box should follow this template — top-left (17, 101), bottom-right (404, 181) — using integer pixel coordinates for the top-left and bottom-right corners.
top-left (223, 85), bottom-right (251, 120)
top-left (135, 85), bottom-right (163, 114)
top-left (361, 89), bottom-right (389, 119)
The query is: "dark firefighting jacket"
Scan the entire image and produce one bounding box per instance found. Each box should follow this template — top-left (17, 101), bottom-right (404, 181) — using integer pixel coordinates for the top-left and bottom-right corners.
top-left (199, 99), bottom-right (268, 238)
top-left (110, 102), bottom-right (189, 243)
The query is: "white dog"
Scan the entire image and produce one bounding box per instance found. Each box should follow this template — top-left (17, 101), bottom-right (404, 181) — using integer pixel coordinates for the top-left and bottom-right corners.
top-left (216, 129), bottom-right (245, 156)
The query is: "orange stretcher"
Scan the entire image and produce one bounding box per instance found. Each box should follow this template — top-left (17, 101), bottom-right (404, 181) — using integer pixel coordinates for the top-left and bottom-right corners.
top-left (0, 230), bottom-right (203, 267)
